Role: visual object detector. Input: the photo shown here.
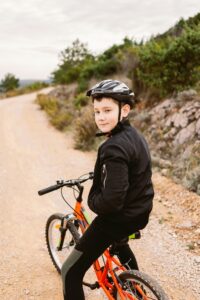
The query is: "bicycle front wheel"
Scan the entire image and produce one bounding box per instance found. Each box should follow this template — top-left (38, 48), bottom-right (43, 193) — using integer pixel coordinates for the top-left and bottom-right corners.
top-left (45, 213), bottom-right (80, 274)
top-left (115, 270), bottom-right (169, 300)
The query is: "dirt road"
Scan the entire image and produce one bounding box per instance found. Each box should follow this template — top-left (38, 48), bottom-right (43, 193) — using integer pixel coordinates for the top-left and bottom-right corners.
top-left (0, 90), bottom-right (199, 300)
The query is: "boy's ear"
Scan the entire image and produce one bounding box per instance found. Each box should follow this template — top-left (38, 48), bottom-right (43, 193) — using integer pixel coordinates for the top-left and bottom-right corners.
top-left (121, 104), bottom-right (130, 117)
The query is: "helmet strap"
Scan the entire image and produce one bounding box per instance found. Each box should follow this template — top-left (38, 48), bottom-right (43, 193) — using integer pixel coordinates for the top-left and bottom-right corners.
top-left (118, 102), bottom-right (122, 122)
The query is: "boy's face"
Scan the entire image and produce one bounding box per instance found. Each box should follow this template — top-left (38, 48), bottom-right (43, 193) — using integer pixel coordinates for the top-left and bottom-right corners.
top-left (93, 97), bottom-right (130, 133)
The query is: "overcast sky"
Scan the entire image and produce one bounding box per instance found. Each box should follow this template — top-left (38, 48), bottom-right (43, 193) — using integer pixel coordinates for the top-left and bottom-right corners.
top-left (0, 0), bottom-right (200, 80)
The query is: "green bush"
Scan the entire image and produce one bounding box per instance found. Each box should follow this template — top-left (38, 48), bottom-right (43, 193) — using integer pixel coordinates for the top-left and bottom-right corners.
top-left (137, 26), bottom-right (200, 98)
top-left (74, 93), bottom-right (88, 109)
top-left (77, 76), bottom-right (90, 93)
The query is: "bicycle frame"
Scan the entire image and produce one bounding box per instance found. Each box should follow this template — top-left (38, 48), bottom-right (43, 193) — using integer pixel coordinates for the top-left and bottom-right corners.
top-left (38, 175), bottom-right (146, 300)
top-left (70, 198), bottom-right (146, 300)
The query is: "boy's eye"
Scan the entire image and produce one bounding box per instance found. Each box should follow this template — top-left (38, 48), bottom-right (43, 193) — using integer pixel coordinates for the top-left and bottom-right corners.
top-left (105, 109), bottom-right (111, 113)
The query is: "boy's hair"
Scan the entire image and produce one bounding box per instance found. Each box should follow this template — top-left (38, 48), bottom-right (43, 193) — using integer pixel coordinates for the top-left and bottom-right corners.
top-left (92, 96), bottom-right (129, 108)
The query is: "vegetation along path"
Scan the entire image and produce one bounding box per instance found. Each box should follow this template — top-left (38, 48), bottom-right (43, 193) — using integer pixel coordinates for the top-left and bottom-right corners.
top-left (0, 90), bottom-right (199, 300)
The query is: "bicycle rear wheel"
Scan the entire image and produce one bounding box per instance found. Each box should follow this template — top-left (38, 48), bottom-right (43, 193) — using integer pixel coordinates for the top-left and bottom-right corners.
top-left (46, 213), bottom-right (80, 273)
top-left (115, 270), bottom-right (169, 300)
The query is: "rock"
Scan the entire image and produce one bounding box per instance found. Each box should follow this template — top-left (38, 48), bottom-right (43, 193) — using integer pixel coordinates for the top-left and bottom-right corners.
top-left (176, 89), bottom-right (197, 102)
top-left (176, 220), bottom-right (194, 229)
top-left (165, 112), bottom-right (188, 128)
top-left (163, 127), bottom-right (178, 140)
top-left (151, 156), bottom-right (172, 168)
top-left (150, 99), bottom-right (175, 122)
top-left (24, 289), bottom-right (30, 295)
top-left (161, 169), bottom-right (169, 176)
top-left (195, 109), bottom-right (200, 119)
top-left (197, 184), bottom-right (200, 196)
top-left (174, 121), bottom-right (196, 145)
top-left (196, 118), bottom-right (200, 137)
top-left (194, 257), bottom-right (200, 264)
top-left (173, 113), bottom-right (188, 128)
top-left (157, 141), bottom-right (167, 150)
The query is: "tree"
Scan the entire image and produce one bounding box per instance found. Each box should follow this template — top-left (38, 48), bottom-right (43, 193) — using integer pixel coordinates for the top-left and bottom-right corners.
top-left (137, 26), bottom-right (200, 98)
top-left (0, 73), bottom-right (19, 92)
top-left (59, 39), bottom-right (90, 65)
top-left (52, 39), bottom-right (93, 84)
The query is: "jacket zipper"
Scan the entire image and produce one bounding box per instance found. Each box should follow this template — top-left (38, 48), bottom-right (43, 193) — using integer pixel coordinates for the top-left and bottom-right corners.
top-left (102, 164), bottom-right (107, 189)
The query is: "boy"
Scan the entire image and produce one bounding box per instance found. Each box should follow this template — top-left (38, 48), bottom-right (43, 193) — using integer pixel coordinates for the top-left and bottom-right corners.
top-left (61, 79), bottom-right (154, 300)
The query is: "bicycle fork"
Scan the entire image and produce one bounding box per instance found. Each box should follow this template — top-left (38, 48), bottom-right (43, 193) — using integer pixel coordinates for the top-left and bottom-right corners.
top-left (56, 214), bottom-right (76, 251)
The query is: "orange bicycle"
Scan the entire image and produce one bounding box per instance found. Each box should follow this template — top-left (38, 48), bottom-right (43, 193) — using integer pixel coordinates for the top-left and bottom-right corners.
top-left (38, 172), bottom-right (169, 300)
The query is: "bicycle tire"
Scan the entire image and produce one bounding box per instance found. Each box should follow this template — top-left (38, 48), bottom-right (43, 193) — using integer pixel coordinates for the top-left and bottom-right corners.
top-left (45, 213), bottom-right (80, 274)
top-left (114, 270), bottom-right (169, 300)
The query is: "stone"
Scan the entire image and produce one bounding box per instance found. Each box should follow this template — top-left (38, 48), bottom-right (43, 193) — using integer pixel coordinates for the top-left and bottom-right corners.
top-left (176, 89), bottom-right (197, 102)
top-left (195, 228), bottom-right (200, 234)
top-left (197, 184), bottom-right (200, 196)
top-left (24, 289), bottom-right (30, 295)
top-left (174, 121), bottom-right (196, 145)
top-left (196, 118), bottom-right (200, 137)
top-left (194, 257), bottom-right (200, 264)
top-left (165, 115), bottom-right (173, 127)
top-left (176, 220), bottom-right (194, 229)
top-left (161, 169), bottom-right (169, 176)
top-left (173, 113), bottom-right (188, 128)
top-left (150, 99), bottom-right (175, 122)
top-left (195, 109), bottom-right (200, 119)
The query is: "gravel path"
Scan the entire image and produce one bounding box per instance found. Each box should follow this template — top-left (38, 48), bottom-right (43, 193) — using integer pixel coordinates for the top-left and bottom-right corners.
top-left (0, 90), bottom-right (199, 300)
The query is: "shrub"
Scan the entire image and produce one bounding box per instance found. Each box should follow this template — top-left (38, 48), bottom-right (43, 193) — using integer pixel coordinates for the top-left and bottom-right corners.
top-left (183, 167), bottom-right (200, 194)
top-left (170, 141), bottom-right (200, 194)
top-left (50, 110), bottom-right (73, 130)
top-left (74, 93), bottom-right (89, 109)
top-left (137, 26), bottom-right (200, 99)
top-left (74, 105), bottom-right (97, 150)
top-left (24, 81), bottom-right (48, 91)
top-left (36, 94), bottom-right (59, 117)
top-left (36, 93), bottom-right (74, 131)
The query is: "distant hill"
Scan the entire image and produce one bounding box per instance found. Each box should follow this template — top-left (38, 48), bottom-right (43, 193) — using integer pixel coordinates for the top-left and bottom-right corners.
top-left (19, 79), bottom-right (51, 88)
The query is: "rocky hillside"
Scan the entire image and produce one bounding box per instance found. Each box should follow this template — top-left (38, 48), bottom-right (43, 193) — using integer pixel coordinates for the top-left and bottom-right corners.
top-left (132, 89), bottom-right (200, 194)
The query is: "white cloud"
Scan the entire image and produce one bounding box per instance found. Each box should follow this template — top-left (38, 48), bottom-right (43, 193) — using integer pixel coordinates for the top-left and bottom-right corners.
top-left (0, 0), bottom-right (200, 79)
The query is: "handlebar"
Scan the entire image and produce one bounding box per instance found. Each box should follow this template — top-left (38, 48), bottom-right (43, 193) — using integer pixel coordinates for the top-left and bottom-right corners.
top-left (38, 172), bottom-right (94, 196)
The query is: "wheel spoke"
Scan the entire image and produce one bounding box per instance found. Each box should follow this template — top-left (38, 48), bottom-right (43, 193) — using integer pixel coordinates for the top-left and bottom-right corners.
top-left (115, 270), bottom-right (169, 300)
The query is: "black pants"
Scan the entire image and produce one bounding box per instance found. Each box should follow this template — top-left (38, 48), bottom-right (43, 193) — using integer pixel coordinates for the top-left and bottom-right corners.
top-left (61, 213), bottom-right (149, 300)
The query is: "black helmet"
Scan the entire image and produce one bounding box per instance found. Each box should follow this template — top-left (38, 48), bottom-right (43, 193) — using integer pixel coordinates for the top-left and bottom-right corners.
top-left (86, 79), bottom-right (134, 108)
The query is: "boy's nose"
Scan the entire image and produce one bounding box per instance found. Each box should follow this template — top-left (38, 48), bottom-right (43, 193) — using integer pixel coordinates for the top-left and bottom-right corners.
top-left (98, 113), bottom-right (106, 120)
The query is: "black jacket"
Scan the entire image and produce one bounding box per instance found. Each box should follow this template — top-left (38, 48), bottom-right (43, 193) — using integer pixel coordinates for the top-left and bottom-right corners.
top-left (88, 119), bottom-right (154, 223)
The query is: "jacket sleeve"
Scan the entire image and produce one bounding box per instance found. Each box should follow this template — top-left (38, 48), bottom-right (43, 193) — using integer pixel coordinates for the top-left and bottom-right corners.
top-left (88, 143), bottom-right (129, 215)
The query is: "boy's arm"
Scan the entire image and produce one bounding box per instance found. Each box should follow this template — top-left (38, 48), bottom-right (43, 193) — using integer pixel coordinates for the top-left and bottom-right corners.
top-left (88, 144), bottom-right (129, 215)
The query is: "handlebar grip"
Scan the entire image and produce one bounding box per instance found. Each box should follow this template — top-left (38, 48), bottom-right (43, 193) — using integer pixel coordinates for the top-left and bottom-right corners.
top-left (38, 184), bottom-right (61, 196)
